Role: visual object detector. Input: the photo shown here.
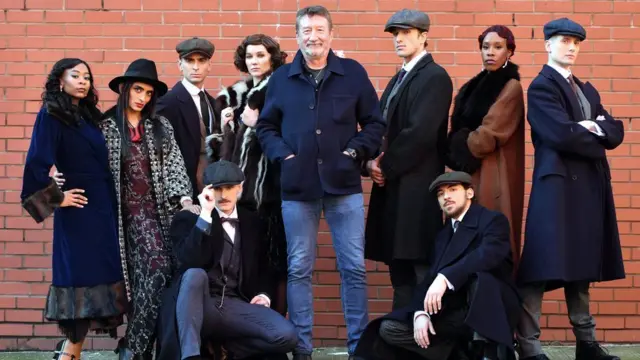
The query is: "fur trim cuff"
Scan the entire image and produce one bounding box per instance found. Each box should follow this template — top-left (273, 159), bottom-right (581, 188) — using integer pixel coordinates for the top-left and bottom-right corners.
top-left (22, 179), bottom-right (64, 223)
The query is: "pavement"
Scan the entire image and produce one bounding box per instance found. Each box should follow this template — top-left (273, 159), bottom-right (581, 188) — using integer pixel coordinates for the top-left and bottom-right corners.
top-left (1, 346), bottom-right (640, 359)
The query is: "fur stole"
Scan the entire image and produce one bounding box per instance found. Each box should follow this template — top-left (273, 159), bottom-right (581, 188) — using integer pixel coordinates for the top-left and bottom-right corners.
top-left (206, 75), bottom-right (271, 207)
top-left (446, 61), bottom-right (520, 174)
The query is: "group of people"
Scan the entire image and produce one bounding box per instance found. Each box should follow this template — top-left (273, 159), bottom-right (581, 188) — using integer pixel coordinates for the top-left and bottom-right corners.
top-left (20, 4), bottom-right (625, 360)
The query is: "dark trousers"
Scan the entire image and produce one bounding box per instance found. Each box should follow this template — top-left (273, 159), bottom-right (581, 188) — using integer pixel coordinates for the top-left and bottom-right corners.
top-left (389, 260), bottom-right (429, 310)
top-left (379, 320), bottom-right (461, 360)
top-left (516, 281), bottom-right (595, 358)
top-left (176, 268), bottom-right (297, 360)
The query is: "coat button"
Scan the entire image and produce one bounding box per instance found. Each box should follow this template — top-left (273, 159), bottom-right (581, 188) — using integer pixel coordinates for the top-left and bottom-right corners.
top-left (309, 103), bottom-right (315, 110)
top-left (317, 159), bottom-right (323, 164)
top-left (572, 175), bottom-right (578, 180)
top-left (316, 129), bottom-right (322, 135)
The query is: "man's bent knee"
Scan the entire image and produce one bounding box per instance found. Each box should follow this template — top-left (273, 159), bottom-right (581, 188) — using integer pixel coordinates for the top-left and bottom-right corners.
top-left (379, 320), bottom-right (409, 345)
top-left (276, 322), bottom-right (298, 353)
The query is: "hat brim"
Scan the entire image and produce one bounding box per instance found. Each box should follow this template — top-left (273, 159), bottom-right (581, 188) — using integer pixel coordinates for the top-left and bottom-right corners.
top-left (179, 50), bottom-right (213, 59)
top-left (429, 180), bottom-right (471, 193)
top-left (108, 76), bottom-right (168, 97)
top-left (207, 180), bottom-right (243, 188)
top-left (384, 24), bottom-right (428, 33)
top-left (546, 31), bottom-right (586, 41)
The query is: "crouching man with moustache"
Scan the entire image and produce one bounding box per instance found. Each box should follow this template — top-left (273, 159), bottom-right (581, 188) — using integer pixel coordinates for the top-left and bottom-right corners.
top-left (353, 172), bottom-right (521, 360)
top-left (156, 160), bottom-right (297, 360)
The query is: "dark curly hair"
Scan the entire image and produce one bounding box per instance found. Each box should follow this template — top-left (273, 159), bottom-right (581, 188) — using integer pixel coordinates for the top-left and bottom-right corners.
top-left (41, 58), bottom-right (102, 127)
top-left (233, 34), bottom-right (288, 74)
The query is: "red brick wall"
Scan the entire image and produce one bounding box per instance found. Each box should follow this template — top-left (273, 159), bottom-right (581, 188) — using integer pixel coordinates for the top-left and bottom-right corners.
top-left (1, 0), bottom-right (639, 350)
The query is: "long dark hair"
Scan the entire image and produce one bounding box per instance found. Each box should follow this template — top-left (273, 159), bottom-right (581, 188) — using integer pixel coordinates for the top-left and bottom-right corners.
top-left (103, 80), bottom-right (166, 160)
top-left (42, 58), bottom-right (102, 126)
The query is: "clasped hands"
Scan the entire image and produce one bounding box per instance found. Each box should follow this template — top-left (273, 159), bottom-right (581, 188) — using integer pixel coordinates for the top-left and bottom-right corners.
top-left (366, 152), bottom-right (385, 186)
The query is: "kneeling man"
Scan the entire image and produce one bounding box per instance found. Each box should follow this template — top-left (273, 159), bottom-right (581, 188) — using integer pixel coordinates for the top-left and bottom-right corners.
top-left (354, 171), bottom-right (521, 360)
top-left (156, 160), bottom-right (297, 360)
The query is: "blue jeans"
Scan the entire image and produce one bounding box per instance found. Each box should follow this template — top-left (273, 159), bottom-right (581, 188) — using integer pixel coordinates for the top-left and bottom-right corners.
top-left (282, 193), bottom-right (369, 355)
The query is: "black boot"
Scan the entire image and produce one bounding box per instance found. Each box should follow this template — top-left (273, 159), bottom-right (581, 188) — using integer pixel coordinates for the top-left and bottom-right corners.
top-left (576, 341), bottom-right (620, 360)
top-left (114, 338), bottom-right (135, 360)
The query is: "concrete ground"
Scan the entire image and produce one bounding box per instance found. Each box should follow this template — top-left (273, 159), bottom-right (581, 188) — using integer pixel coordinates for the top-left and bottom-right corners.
top-left (1, 346), bottom-right (640, 359)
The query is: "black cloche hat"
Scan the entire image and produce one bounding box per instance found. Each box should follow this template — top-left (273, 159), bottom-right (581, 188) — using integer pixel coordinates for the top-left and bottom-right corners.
top-left (108, 58), bottom-right (168, 96)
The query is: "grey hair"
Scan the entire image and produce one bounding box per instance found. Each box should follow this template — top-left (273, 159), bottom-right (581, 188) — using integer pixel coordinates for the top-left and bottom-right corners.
top-left (295, 5), bottom-right (333, 33)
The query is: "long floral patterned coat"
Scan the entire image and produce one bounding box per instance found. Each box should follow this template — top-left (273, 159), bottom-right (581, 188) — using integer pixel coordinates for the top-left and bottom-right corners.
top-left (99, 114), bottom-right (192, 300)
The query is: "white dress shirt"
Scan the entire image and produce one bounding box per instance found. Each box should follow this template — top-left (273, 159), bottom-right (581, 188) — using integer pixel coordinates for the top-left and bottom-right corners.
top-left (546, 63), bottom-right (604, 136)
top-left (402, 49), bottom-right (428, 75)
top-left (181, 78), bottom-right (213, 131)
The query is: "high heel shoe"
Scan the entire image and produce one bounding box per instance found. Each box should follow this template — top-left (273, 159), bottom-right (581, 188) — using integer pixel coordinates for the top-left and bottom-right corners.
top-left (52, 340), bottom-right (79, 360)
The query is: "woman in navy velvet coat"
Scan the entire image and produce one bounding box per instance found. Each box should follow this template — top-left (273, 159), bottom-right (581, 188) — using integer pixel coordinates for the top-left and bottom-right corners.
top-left (21, 58), bottom-right (127, 360)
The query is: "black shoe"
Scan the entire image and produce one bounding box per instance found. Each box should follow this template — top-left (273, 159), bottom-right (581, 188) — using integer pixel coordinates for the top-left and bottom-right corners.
top-left (520, 355), bottom-right (550, 360)
top-left (576, 341), bottom-right (620, 360)
top-left (292, 355), bottom-right (312, 360)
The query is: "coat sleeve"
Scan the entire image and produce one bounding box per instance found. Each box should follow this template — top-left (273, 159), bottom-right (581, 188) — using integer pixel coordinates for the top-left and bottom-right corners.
top-left (467, 80), bottom-right (525, 158)
top-left (380, 70), bottom-right (453, 181)
top-left (344, 66), bottom-right (386, 160)
top-left (255, 74), bottom-right (294, 163)
top-left (160, 117), bottom-right (193, 210)
top-left (594, 104), bottom-right (625, 150)
top-left (171, 211), bottom-right (214, 269)
top-left (21, 109), bottom-right (65, 223)
top-left (527, 80), bottom-right (606, 159)
top-left (439, 214), bottom-right (511, 290)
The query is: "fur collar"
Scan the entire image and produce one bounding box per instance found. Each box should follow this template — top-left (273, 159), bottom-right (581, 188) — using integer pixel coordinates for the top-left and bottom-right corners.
top-left (450, 61), bottom-right (520, 133)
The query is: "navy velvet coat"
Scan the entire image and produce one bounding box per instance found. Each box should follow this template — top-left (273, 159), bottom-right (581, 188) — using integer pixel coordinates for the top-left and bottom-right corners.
top-left (21, 108), bottom-right (124, 289)
top-left (517, 65), bottom-right (625, 290)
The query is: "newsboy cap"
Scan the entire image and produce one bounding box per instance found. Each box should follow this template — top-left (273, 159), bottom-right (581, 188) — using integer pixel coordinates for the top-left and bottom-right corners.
top-left (429, 171), bottom-right (473, 193)
top-left (384, 9), bottom-right (430, 33)
top-left (203, 160), bottom-right (244, 188)
top-left (176, 37), bottom-right (215, 59)
top-left (543, 17), bottom-right (586, 41)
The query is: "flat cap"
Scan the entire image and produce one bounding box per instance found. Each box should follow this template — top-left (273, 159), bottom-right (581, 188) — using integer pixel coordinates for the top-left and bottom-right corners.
top-left (429, 171), bottom-right (473, 193)
top-left (543, 17), bottom-right (586, 41)
top-left (384, 9), bottom-right (430, 33)
top-left (203, 160), bottom-right (244, 188)
top-left (176, 37), bottom-right (215, 59)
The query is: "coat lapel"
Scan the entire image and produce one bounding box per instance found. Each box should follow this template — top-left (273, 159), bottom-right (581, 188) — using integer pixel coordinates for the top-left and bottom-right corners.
top-left (436, 204), bottom-right (481, 271)
top-left (174, 82), bottom-right (202, 145)
top-left (541, 65), bottom-right (584, 122)
top-left (386, 54), bottom-right (434, 121)
top-left (237, 207), bottom-right (257, 280)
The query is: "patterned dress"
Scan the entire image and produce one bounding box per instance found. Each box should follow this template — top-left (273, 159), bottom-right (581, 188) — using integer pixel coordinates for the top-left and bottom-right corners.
top-left (121, 125), bottom-right (174, 355)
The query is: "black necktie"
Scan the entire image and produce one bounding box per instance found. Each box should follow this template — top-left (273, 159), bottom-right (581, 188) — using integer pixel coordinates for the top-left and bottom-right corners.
top-left (453, 220), bottom-right (459, 233)
top-left (220, 217), bottom-right (239, 226)
top-left (396, 69), bottom-right (407, 85)
top-left (198, 91), bottom-right (211, 134)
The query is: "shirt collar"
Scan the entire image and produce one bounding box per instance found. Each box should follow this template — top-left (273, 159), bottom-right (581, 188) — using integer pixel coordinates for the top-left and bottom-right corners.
top-left (402, 50), bottom-right (428, 73)
top-left (451, 206), bottom-right (470, 227)
top-left (181, 78), bottom-right (204, 96)
top-left (547, 62), bottom-right (572, 80)
top-left (216, 206), bottom-right (238, 220)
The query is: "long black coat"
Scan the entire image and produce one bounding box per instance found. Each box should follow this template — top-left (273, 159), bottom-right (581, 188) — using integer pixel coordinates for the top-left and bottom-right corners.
top-left (365, 54), bottom-right (453, 264)
top-left (157, 81), bottom-right (219, 197)
top-left (517, 65), bottom-right (625, 290)
top-left (155, 206), bottom-right (274, 360)
top-left (355, 204), bottom-right (522, 360)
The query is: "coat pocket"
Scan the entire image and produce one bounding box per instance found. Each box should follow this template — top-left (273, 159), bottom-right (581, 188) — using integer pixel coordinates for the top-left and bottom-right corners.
top-left (332, 95), bottom-right (357, 124)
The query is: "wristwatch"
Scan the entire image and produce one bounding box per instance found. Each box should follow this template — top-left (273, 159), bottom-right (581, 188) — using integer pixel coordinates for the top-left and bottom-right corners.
top-left (344, 148), bottom-right (358, 159)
